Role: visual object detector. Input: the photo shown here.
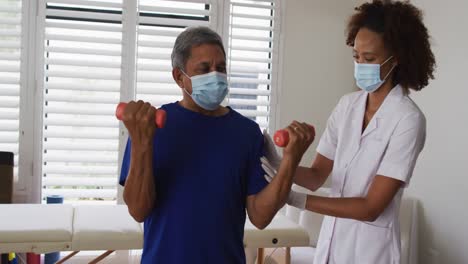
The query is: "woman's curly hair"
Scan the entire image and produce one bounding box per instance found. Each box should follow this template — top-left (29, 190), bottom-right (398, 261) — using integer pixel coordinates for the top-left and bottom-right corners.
top-left (346, 0), bottom-right (436, 92)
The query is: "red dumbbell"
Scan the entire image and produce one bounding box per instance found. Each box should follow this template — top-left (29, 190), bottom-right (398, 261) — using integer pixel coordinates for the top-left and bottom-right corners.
top-left (273, 125), bottom-right (315, 147)
top-left (115, 102), bottom-right (167, 128)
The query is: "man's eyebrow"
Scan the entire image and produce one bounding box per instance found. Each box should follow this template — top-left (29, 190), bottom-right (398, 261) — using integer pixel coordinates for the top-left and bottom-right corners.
top-left (194, 61), bottom-right (211, 68)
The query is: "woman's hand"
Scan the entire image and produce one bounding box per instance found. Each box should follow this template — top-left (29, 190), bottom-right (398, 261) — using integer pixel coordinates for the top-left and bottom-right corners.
top-left (261, 156), bottom-right (307, 209)
top-left (122, 100), bottom-right (157, 148)
top-left (283, 121), bottom-right (315, 164)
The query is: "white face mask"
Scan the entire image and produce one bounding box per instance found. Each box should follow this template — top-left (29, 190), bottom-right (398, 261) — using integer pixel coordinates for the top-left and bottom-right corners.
top-left (181, 70), bottom-right (229, 111)
top-left (354, 56), bottom-right (396, 93)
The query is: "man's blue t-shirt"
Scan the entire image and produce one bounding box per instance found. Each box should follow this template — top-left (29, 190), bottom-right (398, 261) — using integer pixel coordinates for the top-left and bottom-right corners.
top-left (119, 102), bottom-right (268, 264)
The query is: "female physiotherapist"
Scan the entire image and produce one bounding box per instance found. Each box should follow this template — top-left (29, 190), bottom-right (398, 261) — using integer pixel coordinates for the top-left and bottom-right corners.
top-left (261, 1), bottom-right (436, 263)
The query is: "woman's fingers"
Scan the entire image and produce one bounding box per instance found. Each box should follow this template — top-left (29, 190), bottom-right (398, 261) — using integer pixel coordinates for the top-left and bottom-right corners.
top-left (261, 164), bottom-right (276, 182)
top-left (261, 157), bottom-right (278, 174)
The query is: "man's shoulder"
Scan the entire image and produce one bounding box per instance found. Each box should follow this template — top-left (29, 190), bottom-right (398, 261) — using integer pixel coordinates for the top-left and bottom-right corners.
top-left (229, 108), bottom-right (262, 132)
top-left (160, 102), bottom-right (178, 111)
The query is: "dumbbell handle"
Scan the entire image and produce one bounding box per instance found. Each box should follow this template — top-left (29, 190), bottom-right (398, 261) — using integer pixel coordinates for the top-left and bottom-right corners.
top-left (115, 102), bottom-right (167, 128)
top-left (273, 125), bottom-right (314, 147)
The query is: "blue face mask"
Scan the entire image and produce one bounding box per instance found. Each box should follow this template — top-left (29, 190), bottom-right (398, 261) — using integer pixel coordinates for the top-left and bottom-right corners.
top-left (354, 56), bottom-right (396, 93)
top-left (181, 71), bottom-right (229, 111)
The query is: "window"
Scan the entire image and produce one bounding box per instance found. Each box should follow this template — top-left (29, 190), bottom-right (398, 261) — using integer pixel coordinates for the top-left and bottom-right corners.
top-left (4, 0), bottom-right (282, 203)
top-left (0, 0), bottom-right (22, 184)
top-left (135, 0), bottom-right (213, 107)
top-left (39, 0), bottom-right (123, 203)
top-left (226, 0), bottom-right (278, 131)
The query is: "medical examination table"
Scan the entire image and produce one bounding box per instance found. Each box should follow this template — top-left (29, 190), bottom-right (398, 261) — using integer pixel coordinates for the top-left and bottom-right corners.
top-left (0, 204), bottom-right (309, 263)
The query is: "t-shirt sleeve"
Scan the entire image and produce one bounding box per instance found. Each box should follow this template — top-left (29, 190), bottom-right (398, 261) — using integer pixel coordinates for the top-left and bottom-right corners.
top-left (246, 126), bottom-right (269, 196)
top-left (316, 96), bottom-right (346, 160)
top-left (377, 112), bottom-right (426, 186)
top-left (119, 138), bottom-right (132, 186)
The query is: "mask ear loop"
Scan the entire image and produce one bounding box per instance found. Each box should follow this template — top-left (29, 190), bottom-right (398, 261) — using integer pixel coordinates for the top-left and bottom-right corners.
top-left (379, 56), bottom-right (396, 82)
top-left (380, 55), bottom-right (394, 66)
top-left (180, 69), bottom-right (191, 79)
top-left (179, 69), bottom-right (192, 96)
top-left (382, 63), bottom-right (397, 82)
top-left (182, 87), bottom-right (192, 97)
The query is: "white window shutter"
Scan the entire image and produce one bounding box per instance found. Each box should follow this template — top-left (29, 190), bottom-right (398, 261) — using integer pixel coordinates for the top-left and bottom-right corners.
top-left (39, 0), bottom-right (123, 203)
top-left (26, 0), bottom-right (281, 204)
top-left (134, 0), bottom-right (281, 131)
top-left (226, 0), bottom-right (280, 130)
top-left (0, 0), bottom-right (22, 181)
top-left (135, 0), bottom-right (215, 106)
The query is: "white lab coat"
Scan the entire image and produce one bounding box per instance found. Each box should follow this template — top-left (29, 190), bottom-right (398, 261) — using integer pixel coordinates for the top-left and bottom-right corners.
top-left (313, 85), bottom-right (426, 264)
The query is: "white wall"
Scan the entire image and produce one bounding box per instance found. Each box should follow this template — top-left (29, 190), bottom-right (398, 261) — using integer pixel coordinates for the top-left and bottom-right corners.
top-left (351, 0), bottom-right (468, 262)
top-left (403, 1), bottom-right (468, 263)
top-left (282, 0), bottom-right (468, 263)
top-left (278, 0), bottom-right (356, 167)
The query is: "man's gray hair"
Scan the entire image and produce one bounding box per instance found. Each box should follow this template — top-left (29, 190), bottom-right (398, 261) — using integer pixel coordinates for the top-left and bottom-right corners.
top-left (171, 26), bottom-right (226, 71)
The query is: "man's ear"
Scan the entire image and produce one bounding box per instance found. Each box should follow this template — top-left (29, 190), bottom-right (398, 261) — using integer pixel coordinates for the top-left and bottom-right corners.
top-left (172, 68), bottom-right (184, 88)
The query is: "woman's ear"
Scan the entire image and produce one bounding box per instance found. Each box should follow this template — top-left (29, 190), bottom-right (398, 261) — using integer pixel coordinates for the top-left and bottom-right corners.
top-left (172, 68), bottom-right (184, 88)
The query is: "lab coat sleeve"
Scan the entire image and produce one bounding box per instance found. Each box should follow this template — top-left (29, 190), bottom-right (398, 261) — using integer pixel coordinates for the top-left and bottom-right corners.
top-left (377, 112), bottom-right (426, 186)
top-left (316, 96), bottom-right (346, 160)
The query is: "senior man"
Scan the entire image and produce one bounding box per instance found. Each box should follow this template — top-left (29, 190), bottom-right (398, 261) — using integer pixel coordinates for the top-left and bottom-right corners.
top-left (119, 26), bottom-right (313, 263)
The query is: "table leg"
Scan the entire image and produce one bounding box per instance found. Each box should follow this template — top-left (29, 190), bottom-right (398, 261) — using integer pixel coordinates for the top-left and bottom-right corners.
top-left (285, 247), bottom-right (291, 264)
top-left (89, 250), bottom-right (115, 264)
top-left (257, 248), bottom-right (265, 264)
top-left (56, 251), bottom-right (79, 264)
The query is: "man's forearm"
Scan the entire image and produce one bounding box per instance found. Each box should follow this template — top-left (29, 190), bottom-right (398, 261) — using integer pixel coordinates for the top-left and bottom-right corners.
top-left (250, 155), bottom-right (299, 228)
top-left (123, 145), bottom-right (156, 222)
